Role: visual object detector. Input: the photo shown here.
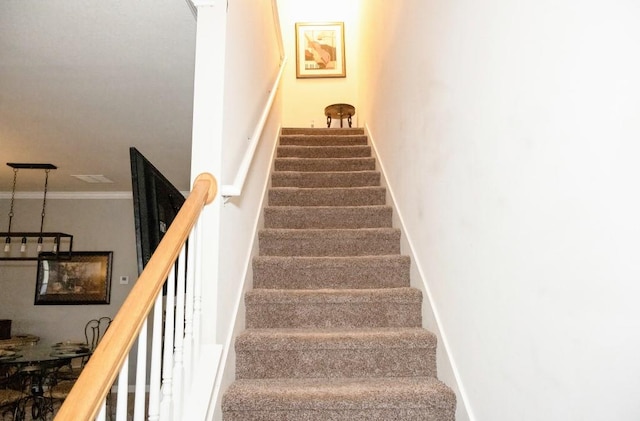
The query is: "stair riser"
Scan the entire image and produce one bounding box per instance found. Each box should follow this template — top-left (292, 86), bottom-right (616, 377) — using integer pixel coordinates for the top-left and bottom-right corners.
top-left (246, 302), bottom-right (422, 329)
top-left (277, 146), bottom-right (371, 158)
top-left (280, 136), bottom-right (367, 146)
top-left (259, 231), bottom-right (401, 257)
top-left (224, 408), bottom-right (455, 421)
top-left (274, 158), bottom-right (375, 172)
top-left (269, 188), bottom-right (386, 207)
top-left (264, 207), bottom-right (392, 229)
top-left (271, 171), bottom-right (380, 188)
top-left (236, 348), bottom-right (436, 379)
top-left (252, 256), bottom-right (411, 289)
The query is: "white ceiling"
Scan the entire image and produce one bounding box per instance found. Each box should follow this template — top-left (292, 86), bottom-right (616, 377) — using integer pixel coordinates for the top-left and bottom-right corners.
top-left (0, 0), bottom-right (197, 193)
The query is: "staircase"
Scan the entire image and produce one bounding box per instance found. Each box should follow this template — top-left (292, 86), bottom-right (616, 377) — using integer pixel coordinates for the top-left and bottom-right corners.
top-left (222, 127), bottom-right (456, 420)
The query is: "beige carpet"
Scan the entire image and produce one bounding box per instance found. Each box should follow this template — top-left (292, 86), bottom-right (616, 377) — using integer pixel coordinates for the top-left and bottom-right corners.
top-left (222, 127), bottom-right (456, 420)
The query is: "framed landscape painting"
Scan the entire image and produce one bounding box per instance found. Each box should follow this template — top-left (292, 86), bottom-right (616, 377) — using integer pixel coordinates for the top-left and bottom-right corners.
top-left (35, 251), bottom-right (113, 305)
top-left (295, 22), bottom-right (346, 78)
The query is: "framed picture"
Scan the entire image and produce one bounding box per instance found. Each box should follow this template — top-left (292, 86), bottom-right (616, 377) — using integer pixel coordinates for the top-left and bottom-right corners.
top-left (295, 22), bottom-right (346, 78)
top-left (35, 251), bottom-right (113, 305)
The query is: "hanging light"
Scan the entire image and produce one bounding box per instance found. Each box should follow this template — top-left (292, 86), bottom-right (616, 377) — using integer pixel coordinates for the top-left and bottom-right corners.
top-left (1, 163), bottom-right (73, 261)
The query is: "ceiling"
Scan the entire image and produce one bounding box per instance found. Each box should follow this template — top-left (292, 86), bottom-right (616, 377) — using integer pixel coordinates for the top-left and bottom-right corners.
top-left (0, 0), bottom-right (197, 194)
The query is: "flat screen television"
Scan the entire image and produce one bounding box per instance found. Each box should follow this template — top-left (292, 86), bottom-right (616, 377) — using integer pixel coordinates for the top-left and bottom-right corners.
top-left (130, 147), bottom-right (185, 275)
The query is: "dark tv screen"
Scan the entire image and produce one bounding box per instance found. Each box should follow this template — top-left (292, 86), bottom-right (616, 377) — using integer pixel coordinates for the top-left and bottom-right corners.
top-left (130, 147), bottom-right (185, 275)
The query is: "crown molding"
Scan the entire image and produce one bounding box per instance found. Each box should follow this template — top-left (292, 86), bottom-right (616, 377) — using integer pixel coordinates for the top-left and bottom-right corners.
top-left (0, 190), bottom-right (190, 200)
top-left (190, 0), bottom-right (217, 7)
top-left (0, 191), bottom-right (133, 200)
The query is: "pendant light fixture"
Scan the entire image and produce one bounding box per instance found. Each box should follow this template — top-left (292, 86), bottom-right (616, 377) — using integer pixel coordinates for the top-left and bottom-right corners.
top-left (1, 163), bottom-right (73, 261)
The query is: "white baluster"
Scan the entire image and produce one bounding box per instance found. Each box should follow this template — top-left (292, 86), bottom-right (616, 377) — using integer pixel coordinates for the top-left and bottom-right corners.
top-left (133, 321), bottom-right (148, 421)
top-left (148, 292), bottom-right (164, 421)
top-left (160, 270), bottom-right (176, 420)
top-left (173, 247), bottom-right (187, 419)
top-left (193, 222), bottom-right (204, 362)
top-left (96, 400), bottom-right (106, 421)
top-left (183, 227), bottom-right (197, 395)
top-left (115, 355), bottom-right (129, 421)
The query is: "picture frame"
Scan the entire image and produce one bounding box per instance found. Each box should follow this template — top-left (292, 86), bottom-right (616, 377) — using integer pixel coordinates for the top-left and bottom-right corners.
top-left (295, 22), bottom-right (346, 79)
top-left (35, 251), bottom-right (113, 305)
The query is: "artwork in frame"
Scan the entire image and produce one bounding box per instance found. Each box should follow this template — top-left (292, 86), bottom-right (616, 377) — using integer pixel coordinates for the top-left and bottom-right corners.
top-left (295, 22), bottom-right (346, 78)
top-left (35, 251), bottom-right (113, 305)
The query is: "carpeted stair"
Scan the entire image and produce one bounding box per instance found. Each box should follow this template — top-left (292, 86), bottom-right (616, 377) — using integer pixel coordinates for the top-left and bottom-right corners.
top-left (222, 127), bottom-right (456, 420)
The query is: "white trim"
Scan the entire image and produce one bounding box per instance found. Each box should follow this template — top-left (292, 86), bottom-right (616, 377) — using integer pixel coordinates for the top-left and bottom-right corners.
top-left (183, 344), bottom-right (222, 421)
top-left (365, 123), bottom-right (475, 421)
top-left (210, 126), bottom-right (280, 419)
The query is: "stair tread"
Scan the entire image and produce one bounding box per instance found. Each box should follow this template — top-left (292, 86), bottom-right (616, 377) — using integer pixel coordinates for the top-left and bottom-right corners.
top-left (281, 127), bottom-right (364, 134)
top-left (246, 287), bottom-right (422, 303)
top-left (278, 145), bottom-right (370, 148)
top-left (269, 186), bottom-right (384, 191)
top-left (236, 327), bottom-right (436, 350)
top-left (223, 377), bottom-right (456, 411)
top-left (260, 227), bottom-right (399, 233)
top-left (264, 204), bottom-right (391, 210)
top-left (275, 157), bottom-right (374, 162)
top-left (253, 255), bottom-right (409, 263)
top-left (273, 170), bottom-right (379, 174)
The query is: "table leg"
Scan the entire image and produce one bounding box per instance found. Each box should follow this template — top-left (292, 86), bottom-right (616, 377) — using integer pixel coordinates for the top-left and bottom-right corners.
top-left (326, 116), bottom-right (331, 128)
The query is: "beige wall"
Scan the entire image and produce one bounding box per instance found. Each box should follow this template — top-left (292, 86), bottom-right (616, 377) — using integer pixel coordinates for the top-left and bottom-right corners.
top-left (277, 0), bottom-right (360, 128)
top-left (0, 197), bottom-right (137, 345)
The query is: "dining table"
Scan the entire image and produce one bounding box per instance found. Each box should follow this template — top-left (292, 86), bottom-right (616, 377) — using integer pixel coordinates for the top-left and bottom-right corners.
top-left (0, 339), bottom-right (91, 420)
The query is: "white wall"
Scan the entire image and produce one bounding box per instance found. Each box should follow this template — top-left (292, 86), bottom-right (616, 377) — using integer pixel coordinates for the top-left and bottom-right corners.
top-left (277, 0), bottom-right (360, 128)
top-left (359, 0), bottom-right (640, 420)
top-left (189, 0), bottom-right (282, 348)
top-left (188, 0), bottom-right (284, 418)
top-left (213, 0), bottom-right (282, 349)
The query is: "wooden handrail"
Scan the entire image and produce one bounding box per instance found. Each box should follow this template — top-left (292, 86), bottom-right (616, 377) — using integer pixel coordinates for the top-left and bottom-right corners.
top-left (54, 173), bottom-right (217, 420)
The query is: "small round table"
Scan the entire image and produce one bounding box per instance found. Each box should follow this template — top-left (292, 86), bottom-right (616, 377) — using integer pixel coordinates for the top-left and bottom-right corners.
top-left (324, 103), bottom-right (355, 128)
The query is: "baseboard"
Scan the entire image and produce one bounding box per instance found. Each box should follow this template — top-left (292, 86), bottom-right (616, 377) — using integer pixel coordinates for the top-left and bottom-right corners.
top-left (208, 124), bottom-right (282, 421)
top-left (364, 123), bottom-right (473, 421)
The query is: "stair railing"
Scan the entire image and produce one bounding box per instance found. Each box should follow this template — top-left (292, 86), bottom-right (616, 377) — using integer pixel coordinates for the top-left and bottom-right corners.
top-left (219, 56), bottom-right (287, 200)
top-left (54, 172), bottom-right (218, 421)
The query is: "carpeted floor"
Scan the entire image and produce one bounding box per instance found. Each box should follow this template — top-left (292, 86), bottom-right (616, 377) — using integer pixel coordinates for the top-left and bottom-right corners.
top-left (222, 127), bottom-right (456, 420)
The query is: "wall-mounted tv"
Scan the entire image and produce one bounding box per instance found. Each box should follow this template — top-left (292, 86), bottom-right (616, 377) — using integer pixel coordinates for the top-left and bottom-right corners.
top-left (130, 147), bottom-right (185, 275)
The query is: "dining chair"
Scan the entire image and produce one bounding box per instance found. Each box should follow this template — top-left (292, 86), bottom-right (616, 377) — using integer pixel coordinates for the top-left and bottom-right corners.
top-left (48, 316), bottom-right (113, 417)
top-left (0, 369), bottom-right (27, 421)
top-left (56, 316), bottom-right (112, 381)
top-left (85, 317), bottom-right (112, 353)
top-left (0, 388), bottom-right (24, 420)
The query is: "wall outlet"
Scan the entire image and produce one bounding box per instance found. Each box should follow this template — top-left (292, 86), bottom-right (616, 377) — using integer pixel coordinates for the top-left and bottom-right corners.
top-left (119, 275), bottom-right (129, 285)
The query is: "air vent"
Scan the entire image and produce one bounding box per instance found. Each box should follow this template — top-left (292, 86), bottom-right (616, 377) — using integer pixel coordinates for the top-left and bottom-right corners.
top-left (71, 174), bottom-right (114, 183)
